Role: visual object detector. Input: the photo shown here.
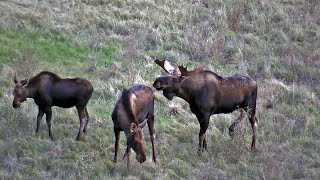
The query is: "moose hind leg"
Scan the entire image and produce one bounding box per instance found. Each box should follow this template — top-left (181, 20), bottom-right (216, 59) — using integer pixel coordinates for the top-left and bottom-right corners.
top-left (45, 109), bottom-right (54, 140)
top-left (147, 114), bottom-right (157, 163)
top-left (113, 128), bottom-right (120, 162)
top-left (249, 115), bottom-right (258, 150)
top-left (76, 107), bottom-right (86, 141)
top-left (229, 108), bottom-right (245, 138)
top-left (83, 107), bottom-right (90, 134)
top-left (249, 87), bottom-right (258, 150)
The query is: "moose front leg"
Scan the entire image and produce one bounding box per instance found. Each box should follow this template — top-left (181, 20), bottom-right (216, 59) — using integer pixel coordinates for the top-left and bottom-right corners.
top-left (203, 134), bottom-right (207, 150)
top-left (36, 108), bottom-right (44, 136)
top-left (124, 144), bottom-right (131, 169)
top-left (196, 113), bottom-right (210, 155)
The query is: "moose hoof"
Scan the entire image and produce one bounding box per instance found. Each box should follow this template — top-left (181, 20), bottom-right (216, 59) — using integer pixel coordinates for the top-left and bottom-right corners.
top-left (250, 145), bottom-right (258, 152)
top-left (50, 137), bottom-right (56, 141)
top-left (76, 132), bottom-right (86, 141)
top-left (76, 136), bottom-right (84, 141)
top-left (35, 132), bottom-right (41, 138)
top-left (197, 148), bottom-right (204, 156)
top-left (83, 128), bottom-right (89, 135)
top-left (77, 137), bottom-right (86, 141)
top-left (113, 159), bottom-right (117, 163)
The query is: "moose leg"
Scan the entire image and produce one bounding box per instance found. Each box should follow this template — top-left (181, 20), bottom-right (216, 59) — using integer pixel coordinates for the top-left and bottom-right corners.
top-left (36, 108), bottom-right (45, 136)
top-left (228, 108), bottom-right (245, 138)
top-left (113, 128), bottom-right (120, 162)
top-left (249, 115), bottom-right (258, 150)
top-left (124, 144), bottom-right (131, 168)
top-left (45, 108), bottom-right (54, 141)
top-left (197, 113), bottom-right (210, 154)
top-left (249, 88), bottom-right (258, 150)
top-left (83, 107), bottom-right (90, 134)
top-left (147, 115), bottom-right (157, 163)
top-left (76, 107), bottom-right (86, 141)
top-left (244, 105), bottom-right (258, 150)
top-left (203, 134), bottom-right (207, 150)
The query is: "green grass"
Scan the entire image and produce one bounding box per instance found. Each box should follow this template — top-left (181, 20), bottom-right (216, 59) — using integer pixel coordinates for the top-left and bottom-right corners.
top-left (0, 0), bottom-right (319, 179)
top-left (0, 27), bottom-right (118, 69)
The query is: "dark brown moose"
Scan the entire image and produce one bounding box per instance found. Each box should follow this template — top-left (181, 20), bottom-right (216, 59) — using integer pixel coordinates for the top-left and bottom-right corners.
top-left (111, 85), bottom-right (156, 168)
top-left (153, 59), bottom-right (258, 153)
top-left (13, 71), bottom-right (93, 141)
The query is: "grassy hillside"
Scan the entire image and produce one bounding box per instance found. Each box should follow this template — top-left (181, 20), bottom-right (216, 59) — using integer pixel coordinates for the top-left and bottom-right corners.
top-left (0, 0), bottom-right (319, 179)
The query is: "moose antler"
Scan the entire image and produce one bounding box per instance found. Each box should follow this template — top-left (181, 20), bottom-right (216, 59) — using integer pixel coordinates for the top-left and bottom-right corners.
top-left (14, 75), bottom-right (18, 84)
top-left (154, 59), bottom-right (181, 76)
top-left (178, 65), bottom-right (203, 76)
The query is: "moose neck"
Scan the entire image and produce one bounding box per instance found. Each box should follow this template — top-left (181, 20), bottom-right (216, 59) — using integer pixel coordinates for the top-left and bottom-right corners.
top-left (25, 83), bottom-right (37, 99)
top-left (174, 79), bottom-right (194, 103)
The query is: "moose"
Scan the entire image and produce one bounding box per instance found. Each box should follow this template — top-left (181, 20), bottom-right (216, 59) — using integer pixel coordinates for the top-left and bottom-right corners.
top-left (153, 59), bottom-right (258, 153)
top-left (111, 85), bottom-right (156, 168)
top-left (12, 71), bottom-right (94, 141)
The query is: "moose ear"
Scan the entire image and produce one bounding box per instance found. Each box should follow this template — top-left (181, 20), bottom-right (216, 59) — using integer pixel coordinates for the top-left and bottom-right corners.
top-left (178, 65), bottom-right (203, 76)
top-left (20, 78), bottom-right (30, 87)
top-left (14, 75), bottom-right (18, 84)
top-left (130, 123), bottom-right (138, 132)
top-left (173, 77), bottom-right (179, 83)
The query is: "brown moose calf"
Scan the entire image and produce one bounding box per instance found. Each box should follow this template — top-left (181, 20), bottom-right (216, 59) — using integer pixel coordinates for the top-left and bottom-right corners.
top-left (12, 71), bottom-right (93, 141)
top-left (111, 85), bottom-right (156, 168)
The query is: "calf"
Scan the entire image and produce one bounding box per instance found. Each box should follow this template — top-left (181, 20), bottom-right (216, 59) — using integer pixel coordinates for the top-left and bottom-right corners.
top-left (153, 59), bottom-right (258, 153)
top-left (111, 85), bottom-right (156, 168)
top-left (12, 71), bottom-right (93, 140)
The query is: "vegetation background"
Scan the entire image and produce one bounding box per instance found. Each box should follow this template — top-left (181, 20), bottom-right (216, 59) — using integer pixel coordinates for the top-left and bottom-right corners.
top-left (0, 0), bottom-right (319, 179)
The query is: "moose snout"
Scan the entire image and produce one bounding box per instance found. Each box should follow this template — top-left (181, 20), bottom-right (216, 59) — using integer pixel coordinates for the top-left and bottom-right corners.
top-left (136, 154), bottom-right (147, 163)
top-left (153, 81), bottom-right (162, 90)
top-left (13, 102), bottom-right (20, 108)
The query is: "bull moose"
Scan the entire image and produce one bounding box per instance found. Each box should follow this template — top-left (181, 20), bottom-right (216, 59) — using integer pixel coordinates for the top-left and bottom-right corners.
top-left (153, 59), bottom-right (258, 153)
top-left (12, 71), bottom-right (93, 141)
top-left (111, 85), bottom-right (156, 168)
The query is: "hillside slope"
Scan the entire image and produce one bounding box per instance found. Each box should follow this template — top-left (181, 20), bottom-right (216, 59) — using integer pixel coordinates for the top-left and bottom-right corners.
top-left (0, 0), bottom-right (319, 179)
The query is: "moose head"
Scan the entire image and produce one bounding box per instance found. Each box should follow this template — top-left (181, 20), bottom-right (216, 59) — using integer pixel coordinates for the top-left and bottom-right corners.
top-left (12, 76), bottom-right (30, 108)
top-left (153, 59), bottom-right (203, 100)
top-left (128, 123), bottom-right (147, 163)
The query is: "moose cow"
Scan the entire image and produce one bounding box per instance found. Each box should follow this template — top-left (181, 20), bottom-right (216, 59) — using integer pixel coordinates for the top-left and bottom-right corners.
top-left (111, 85), bottom-right (156, 168)
top-left (12, 71), bottom-right (93, 141)
top-left (153, 59), bottom-right (258, 153)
